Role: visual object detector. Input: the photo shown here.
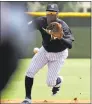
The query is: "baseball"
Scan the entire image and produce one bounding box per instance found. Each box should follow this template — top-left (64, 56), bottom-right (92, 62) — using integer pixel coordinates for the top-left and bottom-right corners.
top-left (33, 47), bottom-right (39, 54)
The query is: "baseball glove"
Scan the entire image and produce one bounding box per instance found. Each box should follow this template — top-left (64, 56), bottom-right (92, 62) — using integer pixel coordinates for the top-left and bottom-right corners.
top-left (43, 22), bottom-right (64, 40)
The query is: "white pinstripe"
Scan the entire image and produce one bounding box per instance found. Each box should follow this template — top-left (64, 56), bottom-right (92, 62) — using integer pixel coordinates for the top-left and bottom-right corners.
top-left (26, 46), bottom-right (68, 87)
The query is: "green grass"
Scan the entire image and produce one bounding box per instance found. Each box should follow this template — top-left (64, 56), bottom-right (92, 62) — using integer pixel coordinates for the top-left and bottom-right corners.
top-left (1, 59), bottom-right (90, 100)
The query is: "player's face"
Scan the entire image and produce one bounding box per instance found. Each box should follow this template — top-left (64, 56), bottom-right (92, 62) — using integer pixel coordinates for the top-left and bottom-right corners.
top-left (46, 11), bottom-right (58, 24)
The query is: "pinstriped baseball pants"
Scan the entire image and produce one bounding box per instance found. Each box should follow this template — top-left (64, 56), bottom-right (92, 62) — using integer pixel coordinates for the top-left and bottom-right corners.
top-left (26, 46), bottom-right (68, 87)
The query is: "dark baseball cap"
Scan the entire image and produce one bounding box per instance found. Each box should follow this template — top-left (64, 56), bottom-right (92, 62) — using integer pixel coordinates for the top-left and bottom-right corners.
top-left (46, 4), bottom-right (59, 12)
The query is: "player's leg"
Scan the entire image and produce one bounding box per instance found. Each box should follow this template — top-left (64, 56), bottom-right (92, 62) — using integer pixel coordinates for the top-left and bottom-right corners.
top-left (46, 49), bottom-right (68, 95)
top-left (22, 47), bottom-right (48, 104)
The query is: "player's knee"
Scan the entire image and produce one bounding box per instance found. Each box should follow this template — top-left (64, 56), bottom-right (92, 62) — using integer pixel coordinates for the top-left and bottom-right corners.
top-left (46, 80), bottom-right (56, 87)
top-left (26, 70), bottom-right (35, 78)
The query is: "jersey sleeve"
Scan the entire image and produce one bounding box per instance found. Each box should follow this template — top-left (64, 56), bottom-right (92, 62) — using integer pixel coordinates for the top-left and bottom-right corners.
top-left (60, 21), bottom-right (74, 49)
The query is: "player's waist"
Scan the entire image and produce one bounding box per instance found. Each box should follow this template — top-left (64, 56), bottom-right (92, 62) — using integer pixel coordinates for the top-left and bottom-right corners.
top-left (39, 46), bottom-right (68, 61)
top-left (42, 45), bottom-right (67, 53)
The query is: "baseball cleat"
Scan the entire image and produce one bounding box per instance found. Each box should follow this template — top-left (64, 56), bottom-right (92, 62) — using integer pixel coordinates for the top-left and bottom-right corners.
top-left (52, 76), bottom-right (63, 96)
top-left (21, 98), bottom-right (31, 104)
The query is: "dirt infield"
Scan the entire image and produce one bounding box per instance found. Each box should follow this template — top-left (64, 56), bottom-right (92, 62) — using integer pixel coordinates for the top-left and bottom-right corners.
top-left (1, 100), bottom-right (90, 104)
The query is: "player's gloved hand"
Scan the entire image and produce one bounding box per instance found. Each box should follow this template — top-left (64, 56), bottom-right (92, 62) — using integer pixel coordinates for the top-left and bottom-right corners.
top-left (43, 22), bottom-right (64, 40)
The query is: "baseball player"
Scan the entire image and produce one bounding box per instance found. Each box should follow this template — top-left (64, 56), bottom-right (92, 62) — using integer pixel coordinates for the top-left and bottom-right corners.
top-left (21, 4), bottom-right (74, 104)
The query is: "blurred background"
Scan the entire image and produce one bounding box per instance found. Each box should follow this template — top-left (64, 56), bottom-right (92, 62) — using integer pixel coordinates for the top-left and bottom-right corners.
top-left (27, 1), bottom-right (91, 12)
top-left (1, 1), bottom-right (91, 103)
